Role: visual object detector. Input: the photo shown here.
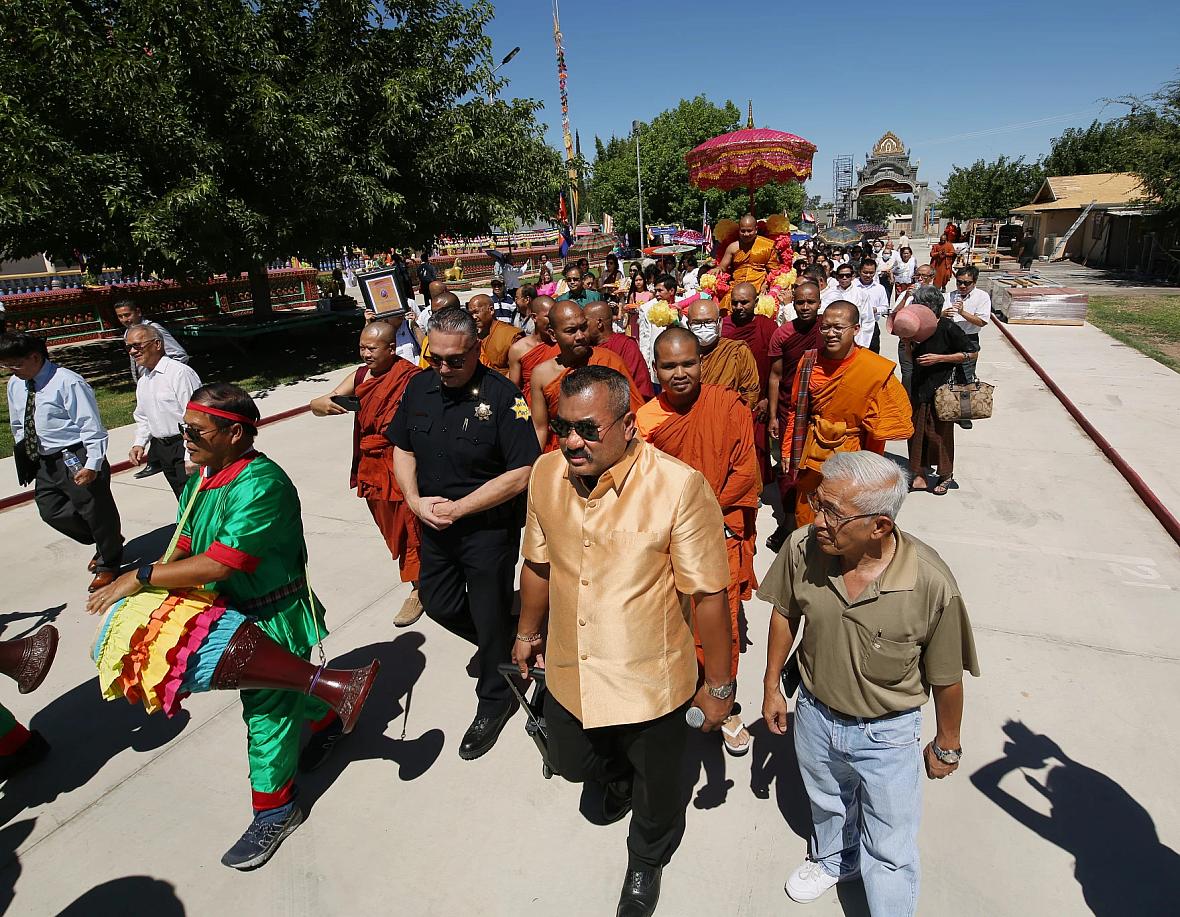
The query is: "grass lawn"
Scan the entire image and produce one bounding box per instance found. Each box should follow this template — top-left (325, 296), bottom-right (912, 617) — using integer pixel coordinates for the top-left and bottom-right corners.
top-left (0, 319), bottom-right (365, 460)
top-left (1088, 295), bottom-right (1180, 374)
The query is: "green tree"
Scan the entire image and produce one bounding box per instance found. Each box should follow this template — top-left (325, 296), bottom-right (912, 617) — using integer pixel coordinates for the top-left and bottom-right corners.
top-left (589, 96), bottom-right (805, 243)
top-left (1117, 78), bottom-right (1180, 222)
top-left (941, 156), bottom-right (1045, 219)
top-left (0, 0), bottom-right (562, 315)
top-left (857, 194), bottom-right (909, 225)
top-left (1041, 119), bottom-right (1138, 176)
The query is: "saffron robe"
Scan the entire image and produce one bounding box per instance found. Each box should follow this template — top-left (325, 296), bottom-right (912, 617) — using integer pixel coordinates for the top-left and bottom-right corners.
top-left (700, 337), bottom-right (761, 409)
top-left (783, 346), bottom-right (913, 526)
top-left (720, 235), bottom-right (780, 311)
top-left (519, 341), bottom-right (559, 406)
top-left (354, 359), bottom-right (421, 582)
top-left (722, 314), bottom-right (777, 481)
top-left (637, 385), bottom-right (760, 679)
top-left (480, 319), bottom-right (522, 374)
top-left (930, 241), bottom-right (957, 290)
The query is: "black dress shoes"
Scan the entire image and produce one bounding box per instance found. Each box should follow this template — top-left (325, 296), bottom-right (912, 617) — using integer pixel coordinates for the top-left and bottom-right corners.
top-left (458, 700), bottom-right (517, 760)
top-left (616, 866), bottom-right (662, 917)
top-left (765, 523), bottom-right (788, 553)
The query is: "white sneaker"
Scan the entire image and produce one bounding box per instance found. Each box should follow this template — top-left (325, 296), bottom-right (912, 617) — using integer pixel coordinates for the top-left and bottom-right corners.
top-left (785, 859), bottom-right (840, 903)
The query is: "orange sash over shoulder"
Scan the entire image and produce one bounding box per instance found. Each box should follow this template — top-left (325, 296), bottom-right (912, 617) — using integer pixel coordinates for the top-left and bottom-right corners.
top-left (542, 348), bottom-right (645, 452)
top-left (519, 341), bottom-right (559, 405)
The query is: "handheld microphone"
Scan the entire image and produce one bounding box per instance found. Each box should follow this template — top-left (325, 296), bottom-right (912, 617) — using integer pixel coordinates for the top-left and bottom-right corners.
top-left (685, 706), bottom-right (705, 729)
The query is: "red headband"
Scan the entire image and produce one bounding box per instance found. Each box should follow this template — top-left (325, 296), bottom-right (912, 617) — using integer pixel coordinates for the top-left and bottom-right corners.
top-left (187, 402), bottom-right (257, 426)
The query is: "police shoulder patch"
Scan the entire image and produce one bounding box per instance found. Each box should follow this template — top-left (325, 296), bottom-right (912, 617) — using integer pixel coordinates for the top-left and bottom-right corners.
top-left (511, 397), bottom-right (531, 420)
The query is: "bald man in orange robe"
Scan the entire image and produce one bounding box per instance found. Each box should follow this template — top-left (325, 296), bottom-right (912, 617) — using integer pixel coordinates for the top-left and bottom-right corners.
top-left (716, 213), bottom-right (780, 311)
top-left (636, 325), bottom-right (759, 754)
top-left (782, 301), bottom-right (913, 527)
top-left (507, 294), bottom-right (558, 404)
top-left (530, 301), bottom-right (643, 452)
top-left (468, 293), bottom-right (521, 374)
top-left (311, 321), bottom-right (424, 624)
top-left (584, 300), bottom-right (655, 399)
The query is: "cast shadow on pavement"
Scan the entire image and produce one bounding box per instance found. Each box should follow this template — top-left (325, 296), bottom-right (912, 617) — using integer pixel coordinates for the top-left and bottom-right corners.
top-left (0, 819), bottom-right (35, 916)
top-left (57, 875), bottom-right (186, 916)
top-left (971, 719), bottom-right (1180, 916)
top-left (122, 524), bottom-right (177, 566)
top-left (0, 680), bottom-right (190, 841)
top-left (298, 633), bottom-right (443, 817)
top-left (0, 605), bottom-right (65, 642)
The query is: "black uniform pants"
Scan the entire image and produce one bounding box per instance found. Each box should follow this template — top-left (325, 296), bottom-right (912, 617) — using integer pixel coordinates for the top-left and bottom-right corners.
top-left (35, 448), bottom-right (124, 571)
top-left (545, 693), bottom-right (689, 870)
top-left (418, 521), bottom-right (519, 712)
top-left (148, 435), bottom-right (189, 498)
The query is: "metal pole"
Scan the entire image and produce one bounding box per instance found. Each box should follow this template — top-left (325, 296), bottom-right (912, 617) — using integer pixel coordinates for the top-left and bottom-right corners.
top-left (633, 120), bottom-right (645, 250)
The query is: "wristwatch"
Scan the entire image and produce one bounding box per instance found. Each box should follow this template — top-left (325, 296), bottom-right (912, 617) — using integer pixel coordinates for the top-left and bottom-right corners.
top-left (136, 563), bottom-right (155, 586)
top-left (705, 680), bottom-right (735, 700)
top-left (932, 741), bottom-right (962, 765)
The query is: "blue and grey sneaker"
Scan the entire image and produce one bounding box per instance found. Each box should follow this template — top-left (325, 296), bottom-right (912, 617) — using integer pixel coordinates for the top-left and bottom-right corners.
top-left (221, 800), bottom-right (304, 870)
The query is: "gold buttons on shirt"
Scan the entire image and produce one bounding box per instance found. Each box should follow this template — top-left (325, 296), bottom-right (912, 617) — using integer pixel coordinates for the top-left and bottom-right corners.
top-left (578, 619), bottom-right (586, 626)
top-left (580, 653), bottom-right (589, 660)
top-left (581, 579), bottom-right (589, 586)
top-left (587, 501), bottom-right (597, 508)
top-left (583, 539), bottom-right (591, 547)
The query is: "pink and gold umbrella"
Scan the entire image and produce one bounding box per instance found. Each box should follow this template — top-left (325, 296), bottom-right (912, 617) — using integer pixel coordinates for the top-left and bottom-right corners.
top-left (685, 103), bottom-right (816, 214)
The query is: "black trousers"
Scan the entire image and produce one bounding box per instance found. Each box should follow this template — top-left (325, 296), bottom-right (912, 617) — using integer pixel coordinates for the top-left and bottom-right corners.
top-left (869, 320), bottom-right (882, 353)
top-left (148, 435), bottom-right (190, 498)
top-left (34, 448), bottom-right (124, 571)
top-left (418, 520), bottom-right (519, 712)
top-left (898, 339), bottom-right (914, 398)
top-left (545, 692), bottom-right (689, 870)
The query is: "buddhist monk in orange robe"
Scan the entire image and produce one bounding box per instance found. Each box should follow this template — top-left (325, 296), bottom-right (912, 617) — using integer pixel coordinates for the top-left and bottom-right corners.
top-left (717, 213), bottom-right (780, 311)
top-left (530, 301), bottom-right (643, 452)
top-left (467, 293), bottom-right (521, 375)
top-left (685, 296), bottom-right (761, 408)
top-left (310, 321), bottom-right (423, 624)
top-left (584, 300), bottom-right (655, 398)
top-left (636, 326), bottom-right (759, 755)
top-left (782, 301), bottom-right (913, 527)
top-left (507, 294), bottom-right (558, 403)
top-left (721, 281), bottom-right (776, 481)
top-left (930, 232), bottom-right (957, 291)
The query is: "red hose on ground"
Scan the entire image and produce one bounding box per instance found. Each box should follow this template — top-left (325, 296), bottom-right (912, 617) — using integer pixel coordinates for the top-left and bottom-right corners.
top-left (0, 403), bottom-right (313, 513)
top-left (993, 315), bottom-right (1180, 548)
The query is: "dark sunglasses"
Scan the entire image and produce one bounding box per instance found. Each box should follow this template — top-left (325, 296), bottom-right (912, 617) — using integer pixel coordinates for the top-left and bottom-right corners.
top-left (425, 346), bottom-right (475, 369)
top-left (549, 412), bottom-right (626, 443)
top-left (178, 422), bottom-right (218, 441)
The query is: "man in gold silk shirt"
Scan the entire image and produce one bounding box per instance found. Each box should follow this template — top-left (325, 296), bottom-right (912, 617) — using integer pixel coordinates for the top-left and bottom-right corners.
top-left (514, 364), bottom-right (733, 917)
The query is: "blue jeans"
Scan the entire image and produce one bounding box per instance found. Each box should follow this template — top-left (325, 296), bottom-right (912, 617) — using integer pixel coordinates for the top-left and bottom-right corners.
top-left (793, 686), bottom-right (923, 916)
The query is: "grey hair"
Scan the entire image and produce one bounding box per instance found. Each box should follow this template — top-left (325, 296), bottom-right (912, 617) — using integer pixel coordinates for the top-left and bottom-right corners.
top-left (126, 324), bottom-right (162, 342)
top-left (820, 452), bottom-right (910, 519)
top-left (559, 365), bottom-right (631, 417)
top-left (428, 308), bottom-right (477, 342)
top-left (911, 284), bottom-right (945, 313)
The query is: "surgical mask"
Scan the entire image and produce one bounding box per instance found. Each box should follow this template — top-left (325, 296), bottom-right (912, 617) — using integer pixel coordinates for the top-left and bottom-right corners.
top-left (691, 322), bottom-right (719, 346)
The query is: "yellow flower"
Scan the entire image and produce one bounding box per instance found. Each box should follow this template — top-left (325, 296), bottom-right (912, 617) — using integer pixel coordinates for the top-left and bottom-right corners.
top-left (772, 269), bottom-right (797, 289)
top-left (699, 272), bottom-right (717, 292)
top-left (647, 302), bottom-right (677, 327)
top-left (755, 295), bottom-right (777, 318)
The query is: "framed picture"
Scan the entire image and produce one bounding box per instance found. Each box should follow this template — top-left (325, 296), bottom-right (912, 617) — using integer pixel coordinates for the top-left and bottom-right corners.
top-left (357, 267), bottom-right (409, 317)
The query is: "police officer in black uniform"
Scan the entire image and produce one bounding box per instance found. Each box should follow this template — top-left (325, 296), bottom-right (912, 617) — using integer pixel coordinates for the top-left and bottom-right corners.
top-left (388, 307), bottom-right (540, 760)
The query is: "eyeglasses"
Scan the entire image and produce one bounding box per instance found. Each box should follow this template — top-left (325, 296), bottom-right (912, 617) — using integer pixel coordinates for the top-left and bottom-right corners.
top-left (125, 342), bottom-right (153, 352)
top-left (549, 412), bottom-right (626, 443)
top-left (178, 422), bottom-right (220, 441)
top-left (806, 492), bottom-right (884, 531)
top-left (686, 319), bottom-right (718, 329)
top-left (818, 324), bottom-right (854, 335)
top-left (956, 279), bottom-right (976, 286)
top-left (836, 272), bottom-right (853, 279)
top-left (425, 345), bottom-right (475, 369)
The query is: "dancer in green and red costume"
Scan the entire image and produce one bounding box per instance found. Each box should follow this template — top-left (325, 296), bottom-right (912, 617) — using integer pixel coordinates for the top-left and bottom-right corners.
top-left (87, 383), bottom-right (377, 870)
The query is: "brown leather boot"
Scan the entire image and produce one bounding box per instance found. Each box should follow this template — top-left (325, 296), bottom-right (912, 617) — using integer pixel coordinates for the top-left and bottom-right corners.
top-left (210, 623), bottom-right (379, 735)
top-left (0, 625), bottom-right (59, 694)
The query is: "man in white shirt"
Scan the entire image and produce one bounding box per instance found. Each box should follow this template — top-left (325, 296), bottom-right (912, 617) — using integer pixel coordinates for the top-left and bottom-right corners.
top-left (947, 265), bottom-right (990, 394)
top-left (821, 264), bottom-right (857, 312)
top-left (127, 324), bottom-right (202, 497)
top-left (853, 259), bottom-right (890, 352)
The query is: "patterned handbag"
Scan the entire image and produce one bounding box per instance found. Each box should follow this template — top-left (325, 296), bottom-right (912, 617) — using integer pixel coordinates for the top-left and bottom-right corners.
top-left (933, 380), bottom-right (995, 421)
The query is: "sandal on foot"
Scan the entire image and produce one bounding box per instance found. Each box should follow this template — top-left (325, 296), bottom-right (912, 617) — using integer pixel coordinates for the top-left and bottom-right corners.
top-left (931, 477), bottom-right (955, 496)
top-left (721, 715), bottom-right (752, 757)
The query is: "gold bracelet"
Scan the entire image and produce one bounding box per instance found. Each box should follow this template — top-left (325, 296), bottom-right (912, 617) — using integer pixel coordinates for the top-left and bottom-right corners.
top-left (515, 632), bottom-right (543, 644)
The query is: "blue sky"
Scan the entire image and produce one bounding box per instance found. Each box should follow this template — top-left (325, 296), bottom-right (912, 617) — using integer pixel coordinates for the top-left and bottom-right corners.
top-left (485, 0), bottom-right (1179, 202)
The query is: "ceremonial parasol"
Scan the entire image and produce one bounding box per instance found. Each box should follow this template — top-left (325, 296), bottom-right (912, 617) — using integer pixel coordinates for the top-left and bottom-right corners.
top-left (672, 230), bottom-right (707, 246)
top-left (653, 244), bottom-right (696, 255)
top-left (685, 102), bottom-right (816, 215)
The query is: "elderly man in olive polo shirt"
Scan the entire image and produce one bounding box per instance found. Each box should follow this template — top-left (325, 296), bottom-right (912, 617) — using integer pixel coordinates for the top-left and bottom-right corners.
top-left (759, 451), bottom-right (979, 915)
top-left (514, 364), bottom-right (733, 917)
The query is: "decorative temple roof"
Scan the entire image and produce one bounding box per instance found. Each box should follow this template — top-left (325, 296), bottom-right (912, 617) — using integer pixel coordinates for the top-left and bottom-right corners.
top-left (871, 132), bottom-right (905, 158)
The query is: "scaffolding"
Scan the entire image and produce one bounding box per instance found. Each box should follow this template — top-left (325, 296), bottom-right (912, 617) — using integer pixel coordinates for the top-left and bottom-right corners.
top-left (832, 154), bottom-right (853, 223)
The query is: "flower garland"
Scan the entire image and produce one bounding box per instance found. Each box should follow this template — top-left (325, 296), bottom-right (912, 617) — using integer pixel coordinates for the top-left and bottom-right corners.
top-left (699, 270), bottom-right (731, 298)
top-left (755, 294), bottom-right (777, 319)
top-left (646, 301), bottom-right (679, 327)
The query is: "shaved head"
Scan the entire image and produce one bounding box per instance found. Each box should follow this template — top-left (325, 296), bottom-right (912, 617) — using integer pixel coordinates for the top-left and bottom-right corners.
top-left (531, 294), bottom-right (557, 342)
top-left (653, 325), bottom-right (700, 360)
top-left (739, 214), bottom-right (757, 229)
top-left (550, 301), bottom-right (591, 360)
top-left (551, 300), bottom-right (583, 327)
top-left (360, 321), bottom-right (395, 344)
top-left (359, 320), bottom-right (398, 374)
top-left (584, 301), bottom-right (614, 344)
top-left (652, 326), bottom-right (702, 408)
top-left (730, 281), bottom-right (758, 323)
top-left (431, 291), bottom-right (461, 312)
top-left (428, 280), bottom-right (448, 298)
top-left (824, 300), bottom-right (860, 326)
top-left (686, 297), bottom-right (720, 324)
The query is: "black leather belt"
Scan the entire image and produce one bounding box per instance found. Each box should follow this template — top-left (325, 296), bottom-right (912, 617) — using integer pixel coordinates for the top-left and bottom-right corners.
top-left (153, 433), bottom-right (184, 444)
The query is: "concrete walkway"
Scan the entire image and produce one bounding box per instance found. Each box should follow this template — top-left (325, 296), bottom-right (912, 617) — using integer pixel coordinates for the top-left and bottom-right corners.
top-left (1, 317), bottom-right (1179, 915)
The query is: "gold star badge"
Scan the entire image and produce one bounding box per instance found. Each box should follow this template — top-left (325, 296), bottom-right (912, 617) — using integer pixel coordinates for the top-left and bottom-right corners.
top-left (512, 397), bottom-right (531, 420)
top-left (475, 402), bottom-right (493, 421)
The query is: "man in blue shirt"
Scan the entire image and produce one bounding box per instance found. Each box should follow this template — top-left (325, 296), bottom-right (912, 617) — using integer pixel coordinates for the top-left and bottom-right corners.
top-left (1, 333), bottom-right (125, 592)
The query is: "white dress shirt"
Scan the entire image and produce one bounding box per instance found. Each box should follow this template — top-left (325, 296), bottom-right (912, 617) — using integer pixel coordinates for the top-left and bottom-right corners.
top-left (133, 356), bottom-right (203, 447)
top-left (125, 319), bottom-right (188, 379)
top-left (892, 256), bottom-right (917, 284)
top-left (852, 280), bottom-right (889, 346)
top-left (949, 288), bottom-right (991, 336)
top-left (7, 361), bottom-right (109, 470)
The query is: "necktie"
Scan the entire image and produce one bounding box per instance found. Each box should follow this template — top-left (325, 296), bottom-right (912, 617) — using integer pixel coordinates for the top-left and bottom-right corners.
top-left (23, 379), bottom-right (40, 462)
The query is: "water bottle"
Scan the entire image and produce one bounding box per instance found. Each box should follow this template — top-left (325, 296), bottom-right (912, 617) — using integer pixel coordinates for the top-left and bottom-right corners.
top-left (62, 450), bottom-right (83, 477)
